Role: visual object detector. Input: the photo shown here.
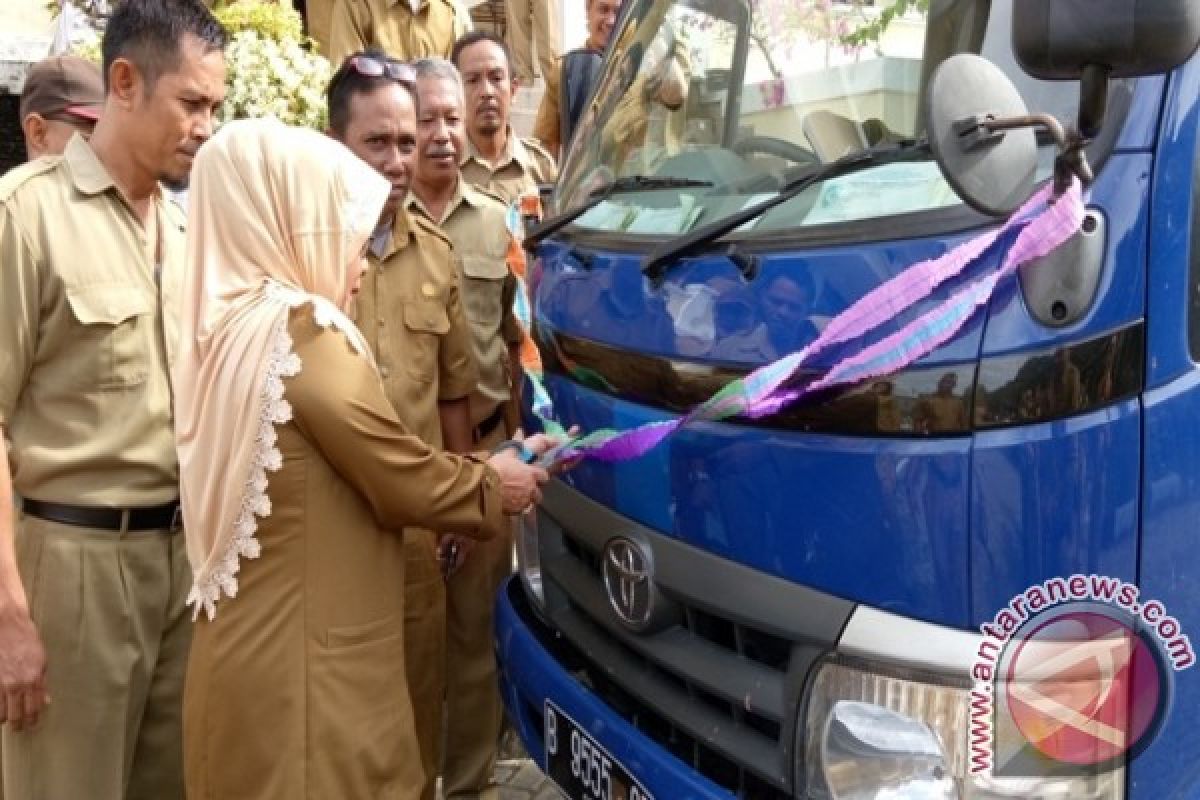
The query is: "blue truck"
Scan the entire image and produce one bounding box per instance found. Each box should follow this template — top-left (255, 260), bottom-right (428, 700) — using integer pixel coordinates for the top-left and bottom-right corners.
top-left (496, 0), bottom-right (1200, 797)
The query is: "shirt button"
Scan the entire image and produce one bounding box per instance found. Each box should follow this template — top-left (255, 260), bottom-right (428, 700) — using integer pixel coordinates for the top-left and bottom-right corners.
top-left (378, 319), bottom-right (385, 327)
top-left (380, 366), bottom-right (391, 378)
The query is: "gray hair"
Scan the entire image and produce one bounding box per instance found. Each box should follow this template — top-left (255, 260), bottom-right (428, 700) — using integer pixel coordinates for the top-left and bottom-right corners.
top-left (412, 57), bottom-right (464, 100)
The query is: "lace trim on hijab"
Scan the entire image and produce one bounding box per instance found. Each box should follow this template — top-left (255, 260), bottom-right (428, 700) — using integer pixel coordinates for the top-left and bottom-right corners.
top-left (188, 313), bottom-right (301, 620)
top-left (187, 286), bottom-right (368, 620)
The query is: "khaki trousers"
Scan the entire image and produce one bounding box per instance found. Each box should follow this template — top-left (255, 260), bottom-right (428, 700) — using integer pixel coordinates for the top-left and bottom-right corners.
top-left (441, 425), bottom-right (513, 800)
top-left (1, 514), bottom-right (191, 800)
top-left (505, 0), bottom-right (561, 83)
top-left (404, 528), bottom-right (447, 800)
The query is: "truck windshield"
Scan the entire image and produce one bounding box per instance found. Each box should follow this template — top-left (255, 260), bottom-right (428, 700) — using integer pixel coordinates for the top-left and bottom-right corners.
top-left (557, 0), bottom-right (1106, 239)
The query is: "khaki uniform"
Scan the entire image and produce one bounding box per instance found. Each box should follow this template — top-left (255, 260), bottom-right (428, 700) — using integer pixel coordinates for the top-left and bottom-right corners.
top-left (532, 57), bottom-right (564, 156)
top-left (328, 0), bottom-right (471, 66)
top-left (504, 0), bottom-right (561, 83)
top-left (184, 307), bottom-right (505, 800)
top-left (0, 135), bottom-right (190, 800)
top-left (353, 209), bottom-right (477, 800)
top-left (409, 181), bottom-right (520, 800)
top-left (461, 129), bottom-right (557, 207)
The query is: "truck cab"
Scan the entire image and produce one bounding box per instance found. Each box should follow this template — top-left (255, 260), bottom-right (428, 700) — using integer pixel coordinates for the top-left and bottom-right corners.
top-left (496, 0), bottom-right (1200, 797)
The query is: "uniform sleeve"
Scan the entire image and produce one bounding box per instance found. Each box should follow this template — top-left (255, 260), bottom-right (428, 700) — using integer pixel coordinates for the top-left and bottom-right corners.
top-left (533, 62), bottom-right (561, 156)
top-left (286, 314), bottom-right (506, 540)
top-left (536, 147), bottom-right (559, 185)
top-left (500, 272), bottom-right (522, 346)
top-left (0, 206), bottom-right (39, 428)
top-left (329, 0), bottom-right (369, 67)
top-left (438, 263), bottom-right (478, 401)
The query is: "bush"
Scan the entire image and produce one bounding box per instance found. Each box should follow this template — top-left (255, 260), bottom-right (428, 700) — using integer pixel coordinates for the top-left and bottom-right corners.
top-left (59, 0), bottom-right (331, 128)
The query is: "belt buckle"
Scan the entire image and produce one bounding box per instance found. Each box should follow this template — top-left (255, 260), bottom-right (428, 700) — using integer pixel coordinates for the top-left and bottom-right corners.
top-left (170, 504), bottom-right (183, 531)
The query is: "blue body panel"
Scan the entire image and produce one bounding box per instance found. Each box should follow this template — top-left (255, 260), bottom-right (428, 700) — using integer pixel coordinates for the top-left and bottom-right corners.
top-left (496, 582), bottom-right (733, 800)
top-left (544, 374), bottom-right (973, 626)
top-left (1129, 56), bottom-right (1200, 800)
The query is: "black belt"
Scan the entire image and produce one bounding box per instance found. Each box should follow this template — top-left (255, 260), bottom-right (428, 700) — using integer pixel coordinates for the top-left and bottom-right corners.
top-left (21, 498), bottom-right (182, 532)
top-left (473, 405), bottom-right (506, 442)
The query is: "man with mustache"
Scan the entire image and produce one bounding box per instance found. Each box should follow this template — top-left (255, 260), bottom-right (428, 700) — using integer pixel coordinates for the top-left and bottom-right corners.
top-left (453, 30), bottom-right (557, 205)
top-left (0, 1), bottom-right (226, 798)
top-left (406, 57), bottom-right (522, 800)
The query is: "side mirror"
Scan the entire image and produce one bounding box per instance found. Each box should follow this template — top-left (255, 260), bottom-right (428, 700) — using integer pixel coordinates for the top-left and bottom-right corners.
top-left (1014, 0), bottom-right (1200, 80)
top-left (926, 54), bottom-right (1037, 217)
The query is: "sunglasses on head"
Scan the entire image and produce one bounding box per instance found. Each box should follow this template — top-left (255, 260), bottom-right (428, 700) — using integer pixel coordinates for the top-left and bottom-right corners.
top-left (347, 54), bottom-right (416, 86)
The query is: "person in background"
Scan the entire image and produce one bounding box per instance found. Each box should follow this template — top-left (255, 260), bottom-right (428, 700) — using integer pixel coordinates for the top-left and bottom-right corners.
top-left (453, 30), bottom-right (556, 205)
top-left (504, 0), bottom-right (560, 84)
top-left (176, 117), bottom-right (555, 800)
top-left (533, 0), bottom-right (619, 158)
top-left (19, 55), bottom-right (103, 159)
top-left (0, 2), bottom-right (226, 798)
top-left (406, 56), bottom-right (522, 800)
top-left (712, 272), bottom-right (820, 362)
top-left (328, 0), bottom-right (472, 67)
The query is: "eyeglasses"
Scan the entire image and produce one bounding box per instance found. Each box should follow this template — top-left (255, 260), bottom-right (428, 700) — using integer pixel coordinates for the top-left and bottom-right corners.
top-left (346, 55), bottom-right (416, 87)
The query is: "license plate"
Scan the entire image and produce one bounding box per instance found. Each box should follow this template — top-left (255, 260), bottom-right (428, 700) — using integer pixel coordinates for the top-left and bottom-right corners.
top-left (544, 701), bottom-right (654, 800)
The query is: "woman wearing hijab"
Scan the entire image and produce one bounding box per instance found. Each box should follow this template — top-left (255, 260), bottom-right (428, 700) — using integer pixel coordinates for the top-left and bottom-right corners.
top-left (175, 118), bottom-right (552, 799)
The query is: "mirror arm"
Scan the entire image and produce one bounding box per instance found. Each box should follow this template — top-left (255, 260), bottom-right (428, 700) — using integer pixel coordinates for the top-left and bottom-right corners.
top-left (971, 113), bottom-right (1093, 197)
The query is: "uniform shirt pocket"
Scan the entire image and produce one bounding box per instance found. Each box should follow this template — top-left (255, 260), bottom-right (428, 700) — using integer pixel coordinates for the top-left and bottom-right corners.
top-left (63, 286), bottom-right (153, 390)
top-left (460, 255), bottom-right (508, 332)
top-left (401, 300), bottom-right (450, 382)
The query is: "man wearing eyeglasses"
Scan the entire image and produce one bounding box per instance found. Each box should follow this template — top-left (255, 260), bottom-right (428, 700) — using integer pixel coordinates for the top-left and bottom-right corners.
top-left (326, 50), bottom-right (479, 797)
top-left (328, 50), bottom-right (482, 796)
top-left (327, 0), bottom-right (473, 67)
top-left (19, 56), bottom-right (103, 160)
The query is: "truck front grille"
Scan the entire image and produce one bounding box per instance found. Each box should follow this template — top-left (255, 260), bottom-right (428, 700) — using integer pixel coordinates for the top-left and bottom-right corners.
top-left (534, 481), bottom-right (855, 799)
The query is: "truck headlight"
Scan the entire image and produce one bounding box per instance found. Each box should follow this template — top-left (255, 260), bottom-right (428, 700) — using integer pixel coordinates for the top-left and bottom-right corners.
top-left (515, 510), bottom-right (545, 610)
top-left (801, 658), bottom-right (1124, 800)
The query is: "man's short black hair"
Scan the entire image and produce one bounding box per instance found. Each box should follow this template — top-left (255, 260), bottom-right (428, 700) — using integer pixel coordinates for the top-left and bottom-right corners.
top-left (327, 48), bottom-right (417, 135)
top-left (450, 30), bottom-right (513, 75)
top-left (102, 0), bottom-right (227, 92)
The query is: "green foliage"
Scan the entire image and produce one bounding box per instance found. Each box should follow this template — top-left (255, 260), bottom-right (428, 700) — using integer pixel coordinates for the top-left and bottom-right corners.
top-left (211, 1), bottom-right (308, 46)
top-left (840, 0), bottom-right (931, 49)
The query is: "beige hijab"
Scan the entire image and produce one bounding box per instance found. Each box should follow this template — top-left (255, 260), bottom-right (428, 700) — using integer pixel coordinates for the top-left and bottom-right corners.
top-left (175, 118), bottom-right (390, 619)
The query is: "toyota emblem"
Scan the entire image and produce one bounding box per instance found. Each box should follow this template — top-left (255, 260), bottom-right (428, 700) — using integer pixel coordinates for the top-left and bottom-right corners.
top-left (603, 537), bottom-right (655, 630)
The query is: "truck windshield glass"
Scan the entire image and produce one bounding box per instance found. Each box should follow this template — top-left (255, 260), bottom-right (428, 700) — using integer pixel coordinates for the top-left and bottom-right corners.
top-left (556, 0), bottom-right (1100, 238)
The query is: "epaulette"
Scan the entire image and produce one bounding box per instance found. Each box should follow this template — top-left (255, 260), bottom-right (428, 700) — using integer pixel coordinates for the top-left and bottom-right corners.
top-left (462, 182), bottom-right (509, 210)
top-left (0, 156), bottom-right (62, 203)
top-left (519, 136), bottom-right (555, 166)
top-left (408, 210), bottom-right (454, 248)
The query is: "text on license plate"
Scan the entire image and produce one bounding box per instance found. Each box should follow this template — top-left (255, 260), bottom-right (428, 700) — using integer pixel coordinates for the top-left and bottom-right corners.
top-left (544, 701), bottom-right (654, 800)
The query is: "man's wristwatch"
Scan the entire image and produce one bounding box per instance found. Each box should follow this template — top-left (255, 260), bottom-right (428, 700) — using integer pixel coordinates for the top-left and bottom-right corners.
top-left (492, 439), bottom-right (537, 464)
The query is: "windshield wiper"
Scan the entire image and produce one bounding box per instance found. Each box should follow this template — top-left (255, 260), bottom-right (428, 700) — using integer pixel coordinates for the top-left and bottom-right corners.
top-left (641, 141), bottom-right (931, 283)
top-left (524, 175), bottom-right (713, 250)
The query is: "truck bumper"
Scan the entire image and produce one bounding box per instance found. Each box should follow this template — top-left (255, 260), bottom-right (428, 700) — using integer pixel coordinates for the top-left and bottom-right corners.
top-left (496, 577), bottom-right (735, 800)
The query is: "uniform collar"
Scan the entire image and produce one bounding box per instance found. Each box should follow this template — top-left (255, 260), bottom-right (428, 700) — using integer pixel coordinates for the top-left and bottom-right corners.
top-left (464, 126), bottom-right (530, 172)
top-left (64, 133), bottom-right (116, 196)
top-left (370, 208), bottom-right (416, 261)
top-left (407, 177), bottom-right (483, 224)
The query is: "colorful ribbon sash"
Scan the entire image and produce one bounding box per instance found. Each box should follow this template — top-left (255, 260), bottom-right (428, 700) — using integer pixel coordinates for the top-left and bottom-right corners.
top-left (511, 179), bottom-right (1086, 465)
